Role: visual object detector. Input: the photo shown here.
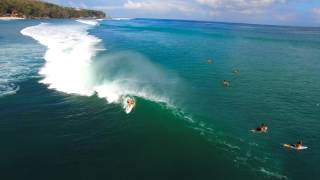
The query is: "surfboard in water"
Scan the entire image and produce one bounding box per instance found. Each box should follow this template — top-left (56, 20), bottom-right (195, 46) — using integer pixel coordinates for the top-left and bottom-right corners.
top-left (250, 129), bottom-right (267, 133)
top-left (283, 144), bottom-right (308, 150)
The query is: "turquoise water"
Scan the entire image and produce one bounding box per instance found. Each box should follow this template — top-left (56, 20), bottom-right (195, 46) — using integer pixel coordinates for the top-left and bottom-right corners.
top-left (0, 19), bottom-right (320, 180)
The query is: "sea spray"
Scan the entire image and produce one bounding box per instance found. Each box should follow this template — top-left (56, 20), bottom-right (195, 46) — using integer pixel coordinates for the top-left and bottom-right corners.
top-left (92, 51), bottom-right (177, 104)
top-left (21, 21), bottom-right (177, 109)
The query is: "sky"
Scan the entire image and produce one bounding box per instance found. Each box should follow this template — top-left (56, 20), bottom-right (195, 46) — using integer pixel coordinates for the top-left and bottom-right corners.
top-left (45, 0), bottom-right (320, 27)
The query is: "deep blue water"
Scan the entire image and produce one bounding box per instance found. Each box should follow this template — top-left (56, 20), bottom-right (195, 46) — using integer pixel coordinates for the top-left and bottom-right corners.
top-left (0, 18), bottom-right (320, 180)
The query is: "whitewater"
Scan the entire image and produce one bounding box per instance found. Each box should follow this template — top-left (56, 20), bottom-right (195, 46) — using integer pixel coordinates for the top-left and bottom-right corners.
top-left (20, 20), bottom-right (173, 110)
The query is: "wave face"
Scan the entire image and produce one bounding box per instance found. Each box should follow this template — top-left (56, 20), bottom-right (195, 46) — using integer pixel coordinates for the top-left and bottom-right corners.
top-left (21, 21), bottom-right (174, 107)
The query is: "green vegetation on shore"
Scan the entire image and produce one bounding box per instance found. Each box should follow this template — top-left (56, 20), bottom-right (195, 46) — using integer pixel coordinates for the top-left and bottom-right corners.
top-left (0, 0), bottom-right (106, 19)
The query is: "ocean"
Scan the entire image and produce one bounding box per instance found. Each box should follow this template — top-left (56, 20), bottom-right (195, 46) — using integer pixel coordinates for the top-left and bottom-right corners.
top-left (0, 18), bottom-right (319, 180)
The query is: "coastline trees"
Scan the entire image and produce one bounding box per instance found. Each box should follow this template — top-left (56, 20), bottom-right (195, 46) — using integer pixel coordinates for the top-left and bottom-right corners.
top-left (0, 0), bottom-right (106, 18)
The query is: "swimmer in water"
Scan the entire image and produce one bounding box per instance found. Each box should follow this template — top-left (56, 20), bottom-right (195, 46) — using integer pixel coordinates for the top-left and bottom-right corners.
top-left (223, 80), bottom-right (230, 86)
top-left (291, 140), bottom-right (303, 149)
top-left (255, 123), bottom-right (268, 133)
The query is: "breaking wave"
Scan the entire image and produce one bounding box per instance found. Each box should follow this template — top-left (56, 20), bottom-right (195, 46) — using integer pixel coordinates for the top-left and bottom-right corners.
top-left (76, 19), bottom-right (99, 26)
top-left (112, 18), bottom-right (134, 21)
top-left (21, 21), bottom-right (176, 110)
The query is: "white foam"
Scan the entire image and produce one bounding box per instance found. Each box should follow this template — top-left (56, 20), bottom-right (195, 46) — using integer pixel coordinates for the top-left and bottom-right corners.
top-left (259, 168), bottom-right (288, 179)
top-left (112, 18), bottom-right (133, 21)
top-left (76, 19), bottom-right (99, 26)
top-left (20, 21), bottom-right (172, 110)
top-left (21, 23), bottom-right (100, 96)
top-left (0, 84), bottom-right (19, 97)
top-left (0, 17), bottom-right (25, 21)
top-left (0, 43), bottom-right (43, 97)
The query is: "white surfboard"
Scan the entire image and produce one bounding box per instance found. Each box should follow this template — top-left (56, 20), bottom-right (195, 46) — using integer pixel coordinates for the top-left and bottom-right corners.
top-left (250, 129), bottom-right (267, 133)
top-left (283, 144), bottom-right (308, 150)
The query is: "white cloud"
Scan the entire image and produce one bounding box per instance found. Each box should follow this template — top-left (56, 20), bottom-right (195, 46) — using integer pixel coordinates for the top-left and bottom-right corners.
top-left (196, 0), bottom-right (286, 15)
top-left (311, 7), bottom-right (320, 23)
top-left (312, 7), bottom-right (320, 15)
top-left (92, 5), bottom-right (124, 11)
top-left (67, 1), bottom-right (88, 9)
top-left (123, 0), bottom-right (198, 13)
top-left (122, 0), bottom-right (287, 16)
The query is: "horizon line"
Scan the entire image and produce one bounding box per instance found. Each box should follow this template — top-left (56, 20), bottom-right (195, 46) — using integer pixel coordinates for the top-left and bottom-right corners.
top-left (110, 17), bottom-right (320, 29)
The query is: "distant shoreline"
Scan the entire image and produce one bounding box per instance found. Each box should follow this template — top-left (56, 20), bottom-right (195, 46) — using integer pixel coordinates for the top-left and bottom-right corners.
top-left (0, 16), bottom-right (108, 21)
top-left (0, 16), bottom-right (25, 20)
top-left (0, 0), bottom-right (106, 19)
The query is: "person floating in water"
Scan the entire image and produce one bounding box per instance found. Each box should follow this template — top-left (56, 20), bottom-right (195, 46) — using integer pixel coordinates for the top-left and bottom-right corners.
top-left (223, 80), bottom-right (231, 86)
top-left (255, 123), bottom-right (268, 133)
top-left (291, 140), bottom-right (303, 149)
top-left (207, 59), bottom-right (213, 64)
top-left (283, 140), bottom-right (307, 150)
